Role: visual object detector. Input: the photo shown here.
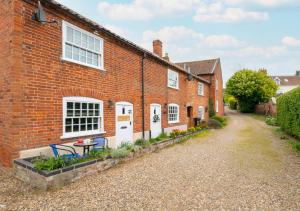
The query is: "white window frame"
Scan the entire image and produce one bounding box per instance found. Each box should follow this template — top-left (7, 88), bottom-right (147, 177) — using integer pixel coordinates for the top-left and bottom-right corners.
top-left (168, 69), bottom-right (179, 89)
top-left (198, 82), bottom-right (204, 96)
top-left (61, 97), bottom-right (105, 139)
top-left (216, 100), bottom-right (219, 113)
top-left (168, 103), bottom-right (180, 124)
top-left (198, 106), bottom-right (205, 120)
top-left (216, 79), bottom-right (219, 90)
top-left (62, 21), bottom-right (104, 70)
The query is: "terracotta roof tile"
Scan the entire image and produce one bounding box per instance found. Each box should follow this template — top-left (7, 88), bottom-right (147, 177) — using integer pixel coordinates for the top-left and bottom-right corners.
top-left (271, 76), bottom-right (300, 86)
top-left (176, 59), bottom-right (219, 75)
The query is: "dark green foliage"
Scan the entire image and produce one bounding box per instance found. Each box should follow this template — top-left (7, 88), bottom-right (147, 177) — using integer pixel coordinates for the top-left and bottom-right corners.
top-left (226, 69), bottom-right (278, 113)
top-left (265, 116), bottom-right (278, 126)
top-left (228, 96), bottom-right (237, 110)
top-left (209, 98), bottom-right (216, 117)
top-left (208, 119), bottom-right (222, 129)
top-left (134, 138), bottom-right (150, 148)
top-left (211, 116), bottom-right (227, 127)
top-left (277, 87), bottom-right (300, 139)
top-left (33, 157), bottom-right (70, 171)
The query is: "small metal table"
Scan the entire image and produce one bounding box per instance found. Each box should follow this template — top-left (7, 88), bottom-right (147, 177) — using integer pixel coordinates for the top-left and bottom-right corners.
top-left (73, 141), bottom-right (98, 156)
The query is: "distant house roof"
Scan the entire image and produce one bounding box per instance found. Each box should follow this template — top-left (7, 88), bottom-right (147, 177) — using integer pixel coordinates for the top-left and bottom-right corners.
top-left (271, 76), bottom-right (300, 86)
top-left (176, 58), bottom-right (220, 75)
top-left (35, 0), bottom-right (210, 84)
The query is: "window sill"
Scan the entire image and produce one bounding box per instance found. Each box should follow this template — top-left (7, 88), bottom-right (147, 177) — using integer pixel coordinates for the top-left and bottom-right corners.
top-left (198, 94), bottom-right (205, 97)
top-left (61, 57), bottom-right (106, 72)
top-left (168, 121), bottom-right (180, 124)
top-left (167, 86), bottom-right (179, 90)
top-left (60, 131), bottom-right (106, 140)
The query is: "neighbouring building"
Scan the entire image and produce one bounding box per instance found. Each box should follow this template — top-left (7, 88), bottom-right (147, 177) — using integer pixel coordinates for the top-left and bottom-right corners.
top-left (271, 71), bottom-right (300, 95)
top-left (0, 0), bottom-right (223, 167)
top-left (176, 59), bottom-right (224, 116)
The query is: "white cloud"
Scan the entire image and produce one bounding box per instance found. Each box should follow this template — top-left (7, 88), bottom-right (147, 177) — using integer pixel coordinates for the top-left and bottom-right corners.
top-left (103, 24), bottom-right (126, 37)
top-left (98, 0), bottom-right (200, 21)
top-left (223, 0), bottom-right (300, 7)
top-left (194, 2), bottom-right (269, 23)
top-left (282, 36), bottom-right (300, 47)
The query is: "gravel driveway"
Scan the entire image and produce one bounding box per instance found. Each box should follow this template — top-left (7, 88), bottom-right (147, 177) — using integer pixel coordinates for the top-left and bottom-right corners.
top-left (1, 110), bottom-right (299, 210)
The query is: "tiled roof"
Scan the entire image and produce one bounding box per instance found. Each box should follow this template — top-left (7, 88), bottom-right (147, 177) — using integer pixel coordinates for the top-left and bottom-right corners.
top-left (176, 59), bottom-right (220, 75)
top-left (37, 0), bottom-right (210, 84)
top-left (271, 76), bottom-right (300, 86)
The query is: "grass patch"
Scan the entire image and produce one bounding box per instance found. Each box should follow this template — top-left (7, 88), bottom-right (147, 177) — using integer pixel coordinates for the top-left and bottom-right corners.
top-left (274, 128), bottom-right (300, 153)
top-left (232, 127), bottom-right (282, 171)
top-left (247, 113), bottom-right (265, 121)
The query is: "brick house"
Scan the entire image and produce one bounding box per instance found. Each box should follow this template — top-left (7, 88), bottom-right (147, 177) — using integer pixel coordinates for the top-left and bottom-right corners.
top-left (0, 0), bottom-right (223, 167)
top-left (176, 59), bottom-right (225, 116)
top-left (271, 71), bottom-right (300, 95)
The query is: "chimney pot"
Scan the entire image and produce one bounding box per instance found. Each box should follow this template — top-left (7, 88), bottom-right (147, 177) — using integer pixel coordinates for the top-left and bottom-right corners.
top-left (153, 40), bottom-right (163, 57)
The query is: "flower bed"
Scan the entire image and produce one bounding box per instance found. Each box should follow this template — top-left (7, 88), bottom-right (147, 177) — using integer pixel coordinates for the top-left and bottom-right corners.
top-left (14, 128), bottom-right (207, 190)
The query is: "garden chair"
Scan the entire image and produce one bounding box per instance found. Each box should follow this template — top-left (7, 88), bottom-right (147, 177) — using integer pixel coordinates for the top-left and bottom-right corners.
top-left (92, 137), bottom-right (108, 151)
top-left (50, 144), bottom-right (80, 158)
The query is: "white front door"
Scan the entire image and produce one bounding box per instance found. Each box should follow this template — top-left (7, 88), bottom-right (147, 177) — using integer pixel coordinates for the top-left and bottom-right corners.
top-left (116, 102), bottom-right (133, 147)
top-left (150, 104), bottom-right (162, 138)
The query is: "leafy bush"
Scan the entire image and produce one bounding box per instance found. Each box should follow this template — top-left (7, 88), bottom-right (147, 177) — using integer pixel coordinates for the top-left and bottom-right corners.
top-left (158, 132), bottom-right (168, 139)
top-left (195, 126), bottom-right (202, 131)
top-left (33, 157), bottom-right (70, 171)
top-left (119, 142), bottom-right (134, 151)
top-left (111, 148), bottom-right (129, 158)
top-left (226, 69), bottom-right (278, 113)
top-left (89, 149), bottom-right (111, 159)
top-left (134, 139), bottom-right (150, 148)
top-left (211, 116), bottom-right (227, 127)
top-left (228, 96), bottom-right (237, 110)
top-left (277, 87), bottom-right (300, 139)
top-left (170, 129), bottom-right (181, 138)
top-left (188, 127), bottom-right (196, 133)
top-left (209, 98), bottom-right (216, 117)
top-left (265, 116), bottom-right (278, 126)
top-left (208, 119), bottom-right (222, 129)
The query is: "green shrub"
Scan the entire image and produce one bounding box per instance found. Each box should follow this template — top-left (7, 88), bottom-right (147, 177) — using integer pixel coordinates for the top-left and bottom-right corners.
top-left (89, 149), bottom-right (111, 159)
top-left (228, 96), bottom-right (237, 110)
top-left (208, 119), bottom-right (222, 129)
top-left (111, 148), bottom-right (129, 158)
top-left (157, 132), bottom-right (168, 139)
top-left (195, 126), bottom-right (202, 131)
top-left (209, 98), bottom-right (216, 117)
top-left (210, 116), bottom-right (227, 127)
top-left (170, 129), bottom-right (181, 139)
top-left (277, 87), bottom-right (300, 139)
top-left (134, 139), bottom-right (150, 148)
top-left (265, 116), bottom-right (278, 126)
top-left (33, 156), bottom-right (70, 171)
top-left (188, 127), bottom-right (196, 133)
top-left (119, 142), bottom-right (134, 151)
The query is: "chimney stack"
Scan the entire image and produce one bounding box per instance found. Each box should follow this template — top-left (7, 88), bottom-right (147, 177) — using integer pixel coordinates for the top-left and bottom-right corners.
top-left (153, 40), bottom-right (162, 57)
top-left (296, 70), bottom-right (300, 76)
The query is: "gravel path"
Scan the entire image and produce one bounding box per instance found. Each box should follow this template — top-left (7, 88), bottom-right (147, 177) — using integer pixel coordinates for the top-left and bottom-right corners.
top-left (0, 110), bottom-right (299, 210)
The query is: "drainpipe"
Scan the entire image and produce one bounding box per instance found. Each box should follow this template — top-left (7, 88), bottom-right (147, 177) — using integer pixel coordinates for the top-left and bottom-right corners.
top-left (141, 53), bottom-right (146, 139)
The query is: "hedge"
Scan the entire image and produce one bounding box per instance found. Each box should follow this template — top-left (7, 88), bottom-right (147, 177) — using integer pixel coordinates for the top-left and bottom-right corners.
top-left (277, 87), bottom-right (300, 139)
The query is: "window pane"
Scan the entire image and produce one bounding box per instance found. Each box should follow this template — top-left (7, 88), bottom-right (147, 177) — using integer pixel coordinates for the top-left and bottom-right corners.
top-left (73, 118), bottom-right (79, 125)
top-left (93, 118), bottom-right (98, 123)
top-left (93, 124), bottom-right (98, 130)
top-left (82, 33), bottom-right (87, 48)
top-left (75, 110), bottom-right (80, 116)
top-left (92, 53), bottom-right (98, 66)
top-left (80, 118), bottom-right (86, 124)
top-left (66, 27), bottom-right (73, 43)
top-left (87, 52), bottom-right (93, 64)
top-left (65, 118), bottom-right (72, 125)
top-left (95, 104), bottom-right (99, 110)
top-left (87, 118), bottom-right (92, 124)
top-left (82, 103), bottom-right (87, 109)
top-left (73, 47), bottom-right (79, 61)
top-left (75, 103), bottom-right (80, 109)
top-left (82, 110), bottom-right (87, 116)
top-left (95, 110), bottom-right (99, 116)
top-left (74, 30), bottom-right (81, 46)
top-left (65, 44), bottom-right (72, 59)
top-left (67, 102), bottom-right (73, 109)
top-left (87, 124), bottom-right (93, 131)
top-left (95, 39), bottom-right (100, 52)
top-left (89, 109), bottom-right (94, 116)
top-left (80, 49), bottom-right (86, 63)
top-left (73, 125), bottom-right (79, 132)
top-left (67, 110), bottom-right (73, 117)
top-left (66, 126), bottom-right (72, 133)
top-left (80, 124), bottom-right (86, 131)
top-left (88, 36), bottom-right (94, 51)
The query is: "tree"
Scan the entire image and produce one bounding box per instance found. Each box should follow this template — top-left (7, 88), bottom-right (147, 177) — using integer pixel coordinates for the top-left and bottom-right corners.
top-left (226, 69), bottom-right (278, 113)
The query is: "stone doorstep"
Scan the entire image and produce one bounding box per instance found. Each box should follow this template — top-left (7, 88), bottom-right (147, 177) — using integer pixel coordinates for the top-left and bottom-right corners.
top-left (13, 130), bottom-right (206, 190)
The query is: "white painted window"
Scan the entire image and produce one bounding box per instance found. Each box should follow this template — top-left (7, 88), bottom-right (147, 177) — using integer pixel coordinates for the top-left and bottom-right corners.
top-left (198, 82), bottom-right (204, 96)
top-left (198, 106), bottom-right (205, 120)
top-left (168, 104), bottom-right (179, 123)
top-left (62, 21), bottom-right (104, 70)
top-left (216, 100), bottom-right (219, 113)
top-left (62, 97), bottom-right (104, 139)
top-left (168, 69), bottom-right (179, 89)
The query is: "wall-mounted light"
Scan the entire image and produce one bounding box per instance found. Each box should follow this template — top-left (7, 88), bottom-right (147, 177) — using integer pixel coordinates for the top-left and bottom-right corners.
top-left (108, 100), bottom-right (114, 110)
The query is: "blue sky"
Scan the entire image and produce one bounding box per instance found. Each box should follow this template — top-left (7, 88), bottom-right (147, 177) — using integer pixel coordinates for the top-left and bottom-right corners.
top-left (56, 0), bottom-right (300, 83)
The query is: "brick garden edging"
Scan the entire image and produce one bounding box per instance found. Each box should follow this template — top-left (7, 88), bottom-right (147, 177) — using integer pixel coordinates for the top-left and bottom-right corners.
top-left (13, 130), bottom-right (206, 190)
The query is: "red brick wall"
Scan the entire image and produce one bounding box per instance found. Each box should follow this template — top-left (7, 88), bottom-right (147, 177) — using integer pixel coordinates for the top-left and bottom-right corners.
top-left (0, 0), bottom-right (211, 166)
